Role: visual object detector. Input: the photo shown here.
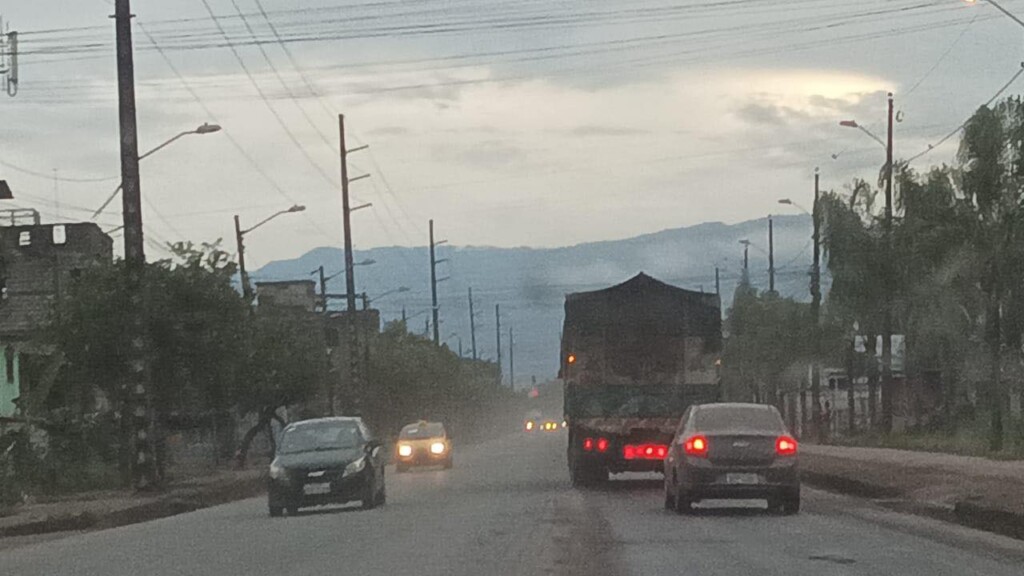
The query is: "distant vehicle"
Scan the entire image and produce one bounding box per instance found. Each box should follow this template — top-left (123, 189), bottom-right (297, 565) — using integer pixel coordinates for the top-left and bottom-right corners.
top-left (561, 273), bottom-right (722, 486)
top-left (395, 420), bottom-right (452, 472)
top-left (663, 403), bottom-right (800, 515)
top-left (524, 410), bottom-right (543, 432)
top-left (267, 417), bottom-right (386, 517)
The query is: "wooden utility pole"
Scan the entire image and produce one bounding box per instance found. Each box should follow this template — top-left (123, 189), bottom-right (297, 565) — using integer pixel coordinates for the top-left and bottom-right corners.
top-left (468, 287), bottom-right (478, 360)
top-left (429, 219), bottom-right (440, 345)
top-left (881, 92), bottom-right (895, 434)
top-left (768, 215), bottom-right (775, 293)
top-left (811, 169), bottom-right (822, 441)
top-left (509, 326), bottom-right (514, 390)
top-left (115, 0), bottom-right (157, 489)
top-left (495, 304), bottom-right (502, 385)
top-left (715, 267), bottom-right (720, 297)
top-left (317, 265), bottom-right (327, 312)
top-left (340, 115), bottom-right (357, 314)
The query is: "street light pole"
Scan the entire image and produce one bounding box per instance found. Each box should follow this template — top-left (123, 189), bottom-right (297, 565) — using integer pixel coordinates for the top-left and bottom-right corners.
top-left (811, 170), bottom-right (823, 441)
top-left (839, 92), bottom-right (896, 434)
top-left (234, 205), bottom-right (305, 304)
top-left (881, 92), bottom-right (895, 434)
top-left (234, 215), bottom-right (252, 302)
top-left (92, 123), bottom-right (222, 220)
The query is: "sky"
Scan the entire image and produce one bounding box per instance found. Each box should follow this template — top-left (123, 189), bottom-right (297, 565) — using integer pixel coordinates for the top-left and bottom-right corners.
top-left (1, 0), bottom-right (1023, 268)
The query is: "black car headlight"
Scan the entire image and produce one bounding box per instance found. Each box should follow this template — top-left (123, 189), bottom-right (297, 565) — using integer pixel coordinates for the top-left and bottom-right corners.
top-left (343, 457), bottom-right (366, 477)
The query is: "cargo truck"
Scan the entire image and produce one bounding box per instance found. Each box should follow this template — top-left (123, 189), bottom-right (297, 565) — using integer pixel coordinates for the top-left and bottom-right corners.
top-left (560, 273), bottom-right (722, 486)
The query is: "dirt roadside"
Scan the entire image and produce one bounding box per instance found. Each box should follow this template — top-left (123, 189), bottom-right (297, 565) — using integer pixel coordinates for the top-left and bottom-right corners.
top-left (801, 444), bottom-right (1024, 540)
top-left (0, 469), bottom-right (266, 539)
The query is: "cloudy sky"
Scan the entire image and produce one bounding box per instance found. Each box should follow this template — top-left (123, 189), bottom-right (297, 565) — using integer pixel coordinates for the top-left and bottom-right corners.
top-left (1, 0), bottom-right (1022, 267)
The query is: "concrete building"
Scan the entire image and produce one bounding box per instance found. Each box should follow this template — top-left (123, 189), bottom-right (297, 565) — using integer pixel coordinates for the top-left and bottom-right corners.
top-left (0, 221), bottom-right (113, 418)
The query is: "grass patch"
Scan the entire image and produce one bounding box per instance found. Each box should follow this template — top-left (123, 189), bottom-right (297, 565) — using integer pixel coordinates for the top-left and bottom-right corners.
top-left (833, 417), bottom-right (1024, 460)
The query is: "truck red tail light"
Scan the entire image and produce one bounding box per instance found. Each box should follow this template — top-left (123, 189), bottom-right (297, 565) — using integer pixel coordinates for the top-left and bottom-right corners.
top-left (683, 435), bottom-right (709, 457)
top-left (622, 443), bottom-right (669, 460)
top-left (776, 435), bottom-right (798, 456)
top-left (596, 437), bottom-right (609, 453)
top-left (582, 437), bottom-right (594, 451)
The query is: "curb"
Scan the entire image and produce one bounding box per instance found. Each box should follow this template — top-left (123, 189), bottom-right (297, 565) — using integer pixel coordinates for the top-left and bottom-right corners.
top-left (802, 468), bottom-right (1024, 542)
top-left (0, 473), bottom-right (266, 539)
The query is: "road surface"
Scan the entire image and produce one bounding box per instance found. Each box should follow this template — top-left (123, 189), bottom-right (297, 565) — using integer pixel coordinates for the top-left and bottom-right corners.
top-left (3, 432), bottom-right (1023, 575)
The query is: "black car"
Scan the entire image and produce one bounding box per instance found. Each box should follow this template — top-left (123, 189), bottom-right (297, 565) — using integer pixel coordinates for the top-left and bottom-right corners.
top-left (663, 403), bottom-right (800, 515)
top-left (267, 417), bottom-right (386, 517)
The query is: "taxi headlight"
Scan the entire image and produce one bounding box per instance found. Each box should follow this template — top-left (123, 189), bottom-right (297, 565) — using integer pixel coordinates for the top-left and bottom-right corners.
top-left (430, 442), bottom-right (446, 455)
top-left (344, 457), bottom-right (366, 477)
top-left (398, 444), bottom-right (413, 457)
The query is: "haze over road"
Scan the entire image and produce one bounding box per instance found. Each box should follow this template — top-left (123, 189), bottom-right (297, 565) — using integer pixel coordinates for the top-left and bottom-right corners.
top-left (3, 432), bottom-right (1023, 576)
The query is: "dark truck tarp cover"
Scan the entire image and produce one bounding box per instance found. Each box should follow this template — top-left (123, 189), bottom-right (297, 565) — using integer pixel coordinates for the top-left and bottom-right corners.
top-left (561, 273), bottom-right (721, 383)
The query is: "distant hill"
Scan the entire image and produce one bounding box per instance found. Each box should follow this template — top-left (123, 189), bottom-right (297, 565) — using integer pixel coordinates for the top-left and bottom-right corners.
top-left (253, 214), bottom-right (823, 388)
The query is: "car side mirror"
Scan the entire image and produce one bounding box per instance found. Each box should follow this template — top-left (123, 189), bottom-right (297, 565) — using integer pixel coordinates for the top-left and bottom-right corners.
top-left (366, 439), bottom-right (381, 452)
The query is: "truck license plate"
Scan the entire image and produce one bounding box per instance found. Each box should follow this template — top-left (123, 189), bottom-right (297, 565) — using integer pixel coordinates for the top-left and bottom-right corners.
top-left (303, 483), bottom-right (331, 495)
top-left (726, 473), bottom-right (760, 485)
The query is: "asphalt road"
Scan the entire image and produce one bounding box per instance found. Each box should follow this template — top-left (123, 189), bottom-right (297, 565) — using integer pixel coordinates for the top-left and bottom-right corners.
top-left (3, 432), bottom-right (1024, 576)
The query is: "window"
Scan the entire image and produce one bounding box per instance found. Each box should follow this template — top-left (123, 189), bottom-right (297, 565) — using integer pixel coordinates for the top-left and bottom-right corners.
top-left (52, 225), bottom-right (67, 245)
top-left (5, 346), bottom-right (15, 383)
top-left (18, 231), bottom-right (30, 247)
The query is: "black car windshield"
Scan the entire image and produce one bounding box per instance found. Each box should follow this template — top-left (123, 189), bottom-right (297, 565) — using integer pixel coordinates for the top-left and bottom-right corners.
top-left (400, 423), bottom-right (444, 439)
top-left (694, 406), bottom-right (785, 433)
top-left (278, 421), bottom-right (363, 454)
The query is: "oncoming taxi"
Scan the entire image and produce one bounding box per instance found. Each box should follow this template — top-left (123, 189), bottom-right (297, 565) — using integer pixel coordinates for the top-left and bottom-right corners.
top-left (395, 421), bottom-right (452, 472)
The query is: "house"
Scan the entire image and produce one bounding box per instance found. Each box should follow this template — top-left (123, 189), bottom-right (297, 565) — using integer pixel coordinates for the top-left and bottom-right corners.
top-left (0, 219), bottom-right (113, 418)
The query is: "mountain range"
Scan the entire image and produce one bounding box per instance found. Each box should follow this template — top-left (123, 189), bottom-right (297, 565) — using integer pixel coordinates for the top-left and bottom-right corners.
top-left (253, 214), bottom-right (824, 387)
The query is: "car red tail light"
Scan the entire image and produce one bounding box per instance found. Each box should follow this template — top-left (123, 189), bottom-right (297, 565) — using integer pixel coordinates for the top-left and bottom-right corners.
top-left (622, 443), bottom-right (668, 460)
top-left (683, 435), bottom-right (709, 457)
top-left (596, 437), bottom-right (609, 453)
top-left (582, 437), bottom-right (594, 451)
top-left (776, 435), bottom-right (798, 456)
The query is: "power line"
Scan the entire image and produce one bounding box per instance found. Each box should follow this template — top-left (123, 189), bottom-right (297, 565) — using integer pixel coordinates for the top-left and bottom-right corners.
top-left (196, 0), bottom-right (341, 193)
top-left (136, 21), bottom-right (337, 243)
top-left (907, 63), bottom-right (1024, 163)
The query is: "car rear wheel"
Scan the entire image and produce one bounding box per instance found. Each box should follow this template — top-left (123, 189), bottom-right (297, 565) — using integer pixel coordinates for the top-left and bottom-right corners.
top-left (443, 456), bottom-right (453, 470)
top-left (396, 463), bottom-right (408, 473)
top-left (663, 482), bottom-right (676, 510)
top-left (782, 494), bottom-right (800, 515)
top-left (286, 505), bottom-right (299, 516)
top-left (674, 487), bottom-right (694, 515)
top-left (269, 503), bottom-right (283, 517)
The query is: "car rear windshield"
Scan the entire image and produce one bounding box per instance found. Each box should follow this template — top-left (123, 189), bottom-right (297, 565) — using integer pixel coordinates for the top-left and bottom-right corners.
top-left (279, 421), bottom-right (363, 454)
top-left (693, 406), bottom-right (785, 433)
top-left (400, 423), bottom-right (444, 439)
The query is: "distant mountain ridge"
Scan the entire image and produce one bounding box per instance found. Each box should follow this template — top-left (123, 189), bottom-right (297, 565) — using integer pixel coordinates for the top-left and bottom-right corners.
top-left (254, 214), bottom-right (822, 387)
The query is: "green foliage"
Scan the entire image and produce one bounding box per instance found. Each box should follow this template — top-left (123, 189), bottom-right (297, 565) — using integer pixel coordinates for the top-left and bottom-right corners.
top-left (362, 320), bottom-right (509, 438)
top-left (722, 284), bottom-right (813, 402)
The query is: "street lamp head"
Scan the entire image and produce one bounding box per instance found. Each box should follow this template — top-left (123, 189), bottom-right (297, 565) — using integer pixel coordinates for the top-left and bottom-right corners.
top-left (194, 123), bottom-right (222, 135)
top-left (839, 120), bottom-right (859, 128)
top-left (358, 258), bottom-right (376, 266)
top-left (397, 286), bottom-right (410, 293)
top-left (778, 199), bottom-right (793, 205)
top-left (288, 204), bottom-right (306, 213)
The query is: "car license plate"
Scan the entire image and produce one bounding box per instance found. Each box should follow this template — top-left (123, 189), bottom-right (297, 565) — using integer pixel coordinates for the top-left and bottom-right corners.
top-left (726, 473), bottom-right (760, 485)
top-left (303, 483), bottom-right (331, 495)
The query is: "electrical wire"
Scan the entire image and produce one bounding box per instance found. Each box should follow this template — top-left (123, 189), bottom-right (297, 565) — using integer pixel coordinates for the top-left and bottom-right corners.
top-left (907, 63), bottom-right (1024, 163)
top-left (196, 0), bottom-right (341, 193)
top-left (136, 21), bottom-right (338, 244)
